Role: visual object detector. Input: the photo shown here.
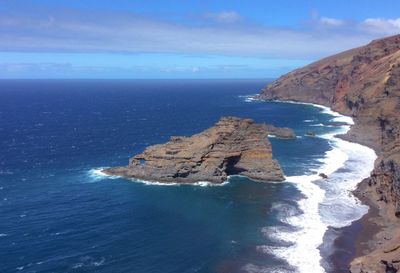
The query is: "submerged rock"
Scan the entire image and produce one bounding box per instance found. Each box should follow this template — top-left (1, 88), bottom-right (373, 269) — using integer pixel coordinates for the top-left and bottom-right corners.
top-left (319, 173), bottom-right (328, 179)
top-left (306, 131), bottom-right (316, 137)
top-left (103, 117), bottom-right (285, 184)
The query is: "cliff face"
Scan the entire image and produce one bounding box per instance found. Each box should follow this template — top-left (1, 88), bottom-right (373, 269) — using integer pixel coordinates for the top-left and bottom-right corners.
top-left (260, 34), bottom-right (400, 272)
top-left (104, 117), bottom-right (285, 184)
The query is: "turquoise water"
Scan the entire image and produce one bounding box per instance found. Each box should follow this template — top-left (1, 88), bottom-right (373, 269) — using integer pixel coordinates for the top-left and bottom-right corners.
top-left (0, 80), bottom-right (345, 273)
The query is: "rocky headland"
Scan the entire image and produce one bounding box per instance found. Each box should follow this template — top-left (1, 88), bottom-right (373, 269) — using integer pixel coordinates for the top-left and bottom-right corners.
top-left (103, 117), bottom-right (288, 184)
top-left (259, 34), bottom-right (400, 273)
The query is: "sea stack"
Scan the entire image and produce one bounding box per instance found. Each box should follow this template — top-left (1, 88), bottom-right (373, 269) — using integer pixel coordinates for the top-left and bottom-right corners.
top-left (103, 117), bottom-right (285, 183)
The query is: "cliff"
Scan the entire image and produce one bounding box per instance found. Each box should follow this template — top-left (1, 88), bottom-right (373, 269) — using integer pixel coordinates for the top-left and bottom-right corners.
top-left (103, 117), bottom-right (286, 184)
top-left (259, 34), bottom-right (400, 273)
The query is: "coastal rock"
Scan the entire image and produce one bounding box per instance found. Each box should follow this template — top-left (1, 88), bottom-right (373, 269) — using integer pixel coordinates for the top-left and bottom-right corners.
top-left (319, 173), bottom-right (328, 179)
top-left (266, 124), bottom-right (296, 139)
top-left (259, 34), bottom-right (400, 273)
top-left (103, 117), bottom-right (285, 184)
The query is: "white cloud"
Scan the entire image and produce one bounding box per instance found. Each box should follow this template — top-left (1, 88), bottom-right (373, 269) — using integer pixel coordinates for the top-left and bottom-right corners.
top-left (362, 18), bottom-right (400, 35)
top-left (204, 11), bottom-right (241, 23)
top-left (0, 8), bottom-right (397, 59)
top-left (162, 66), bottom-right (201, 73)
top-left (319, 17), bottom-right (344, 27)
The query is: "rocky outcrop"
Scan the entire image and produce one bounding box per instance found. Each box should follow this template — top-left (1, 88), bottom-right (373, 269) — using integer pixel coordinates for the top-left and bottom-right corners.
top-left (259, 34), bottom-right (400, 273)
top-left (266, 124), bottom-right (296, 139)
top-left (103, 117), bottom-right (285, 184)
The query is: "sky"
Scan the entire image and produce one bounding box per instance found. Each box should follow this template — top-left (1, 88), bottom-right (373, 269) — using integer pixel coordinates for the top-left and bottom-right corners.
top-left (1, 0), bottom-right (400, 79)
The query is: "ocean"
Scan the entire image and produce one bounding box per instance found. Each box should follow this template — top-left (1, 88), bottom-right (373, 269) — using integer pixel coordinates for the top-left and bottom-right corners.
top-left (0, 79), bottom-right (376, 273)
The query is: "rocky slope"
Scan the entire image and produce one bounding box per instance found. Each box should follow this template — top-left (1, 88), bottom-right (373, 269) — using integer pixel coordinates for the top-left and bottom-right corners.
top-left (103, 117), bottom-right (286, 184)
top-left (259, 34), bottom-right (400, 273)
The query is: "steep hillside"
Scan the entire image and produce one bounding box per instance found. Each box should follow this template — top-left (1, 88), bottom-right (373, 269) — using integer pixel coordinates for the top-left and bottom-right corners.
top-left (260, 34), bottom-right (400, 273)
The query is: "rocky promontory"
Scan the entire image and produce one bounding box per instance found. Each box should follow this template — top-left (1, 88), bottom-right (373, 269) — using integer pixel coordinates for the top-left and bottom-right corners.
top-left (259, 34), bottom-right (400, 273)
top-left (103, 117), bottom-right (286, 184)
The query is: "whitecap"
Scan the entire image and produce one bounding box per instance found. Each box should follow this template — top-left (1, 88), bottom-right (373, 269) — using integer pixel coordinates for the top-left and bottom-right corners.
top-left (72, 263), bottom-right (83, 269)
top-left (92, 257), bottom-right (105, 267)
top-left (132, 177), bottom-right (229, 187)
top-left (238, 94), bottom-right (260, 103)
top-left (261, 226), bottom-right (296, 246)
top-left (193, 181), bottom-right (229, 187)
top-left (88, 167), bottom-right (232, 187)
top-left (87, 168), bottom-right (120, 182)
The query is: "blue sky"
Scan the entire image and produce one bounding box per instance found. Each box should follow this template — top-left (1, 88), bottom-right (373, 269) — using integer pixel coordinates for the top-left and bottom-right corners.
top-left (1, 0), bottom-right (399, 79)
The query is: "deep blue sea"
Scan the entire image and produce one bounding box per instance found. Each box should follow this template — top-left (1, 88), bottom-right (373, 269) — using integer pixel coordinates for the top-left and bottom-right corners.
top-left (0, 80), bottom-right (375, 273)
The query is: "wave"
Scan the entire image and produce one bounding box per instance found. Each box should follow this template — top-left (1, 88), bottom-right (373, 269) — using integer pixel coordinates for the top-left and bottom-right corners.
top-left (238, 94), bottom-right (261, 103)
top-left (239, 94), bottom-right (355, 126)
top-left (87, 168), bottom-right (120, 182)
top-left (87, 168), bottom-right (229, 187)
top-left (278, 100), bottom-right (354, 125)
top-left (253, 99), bottom-right (376, 273)
top-left (129, 178), bottom-right (229, 187)
top-left (241, 262), bottom-right (294, 273)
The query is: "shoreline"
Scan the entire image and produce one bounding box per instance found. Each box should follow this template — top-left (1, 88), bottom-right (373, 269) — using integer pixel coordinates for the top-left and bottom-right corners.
top-left (258, 34), bottom-right (400, 272)
top-left (243, 96), bottom-right (378, 273)
top-left (263, 99), bottom-right (378, 273)
top-left (94, 97), bottom-right (382, 273)
top-left (258, 96), bottom-right (399, 272)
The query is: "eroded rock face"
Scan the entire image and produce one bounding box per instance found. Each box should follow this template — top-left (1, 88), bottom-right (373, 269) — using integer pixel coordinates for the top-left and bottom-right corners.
top-left (259, 34), bottom-right (400, 273)
top-left (103, 117), bottom-right (285, 184)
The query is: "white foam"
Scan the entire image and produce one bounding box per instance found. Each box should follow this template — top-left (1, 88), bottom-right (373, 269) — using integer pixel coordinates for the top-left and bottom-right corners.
top-left (318, 140), bottom-right (375, 228)
top-left (194, 181), bottom-right (229, 187)
top-left (88, 168), bottom-right (120, 182)
top-left (88, 168), bottom-right (230, 187)
top-left (239, 94), bottom-right (259, 102)
top-left (274, 100), bottom-right (355, 125)
top-left (260, 100), bottom-right (376, 273)
top-left (132, 178), bottom-right (230, 187)
top-left (242, 263), bottom-right (293, 273)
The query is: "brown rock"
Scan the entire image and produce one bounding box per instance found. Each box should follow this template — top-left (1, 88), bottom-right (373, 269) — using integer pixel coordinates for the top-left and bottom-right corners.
top-left (103, 117), bottom-right (285, 184)
top-left (319, 173), bottom-right (328, 179)
top-left (258, 34), bottom-right (400, 273)
top-left (266, 124), bottom-right (296, 139)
